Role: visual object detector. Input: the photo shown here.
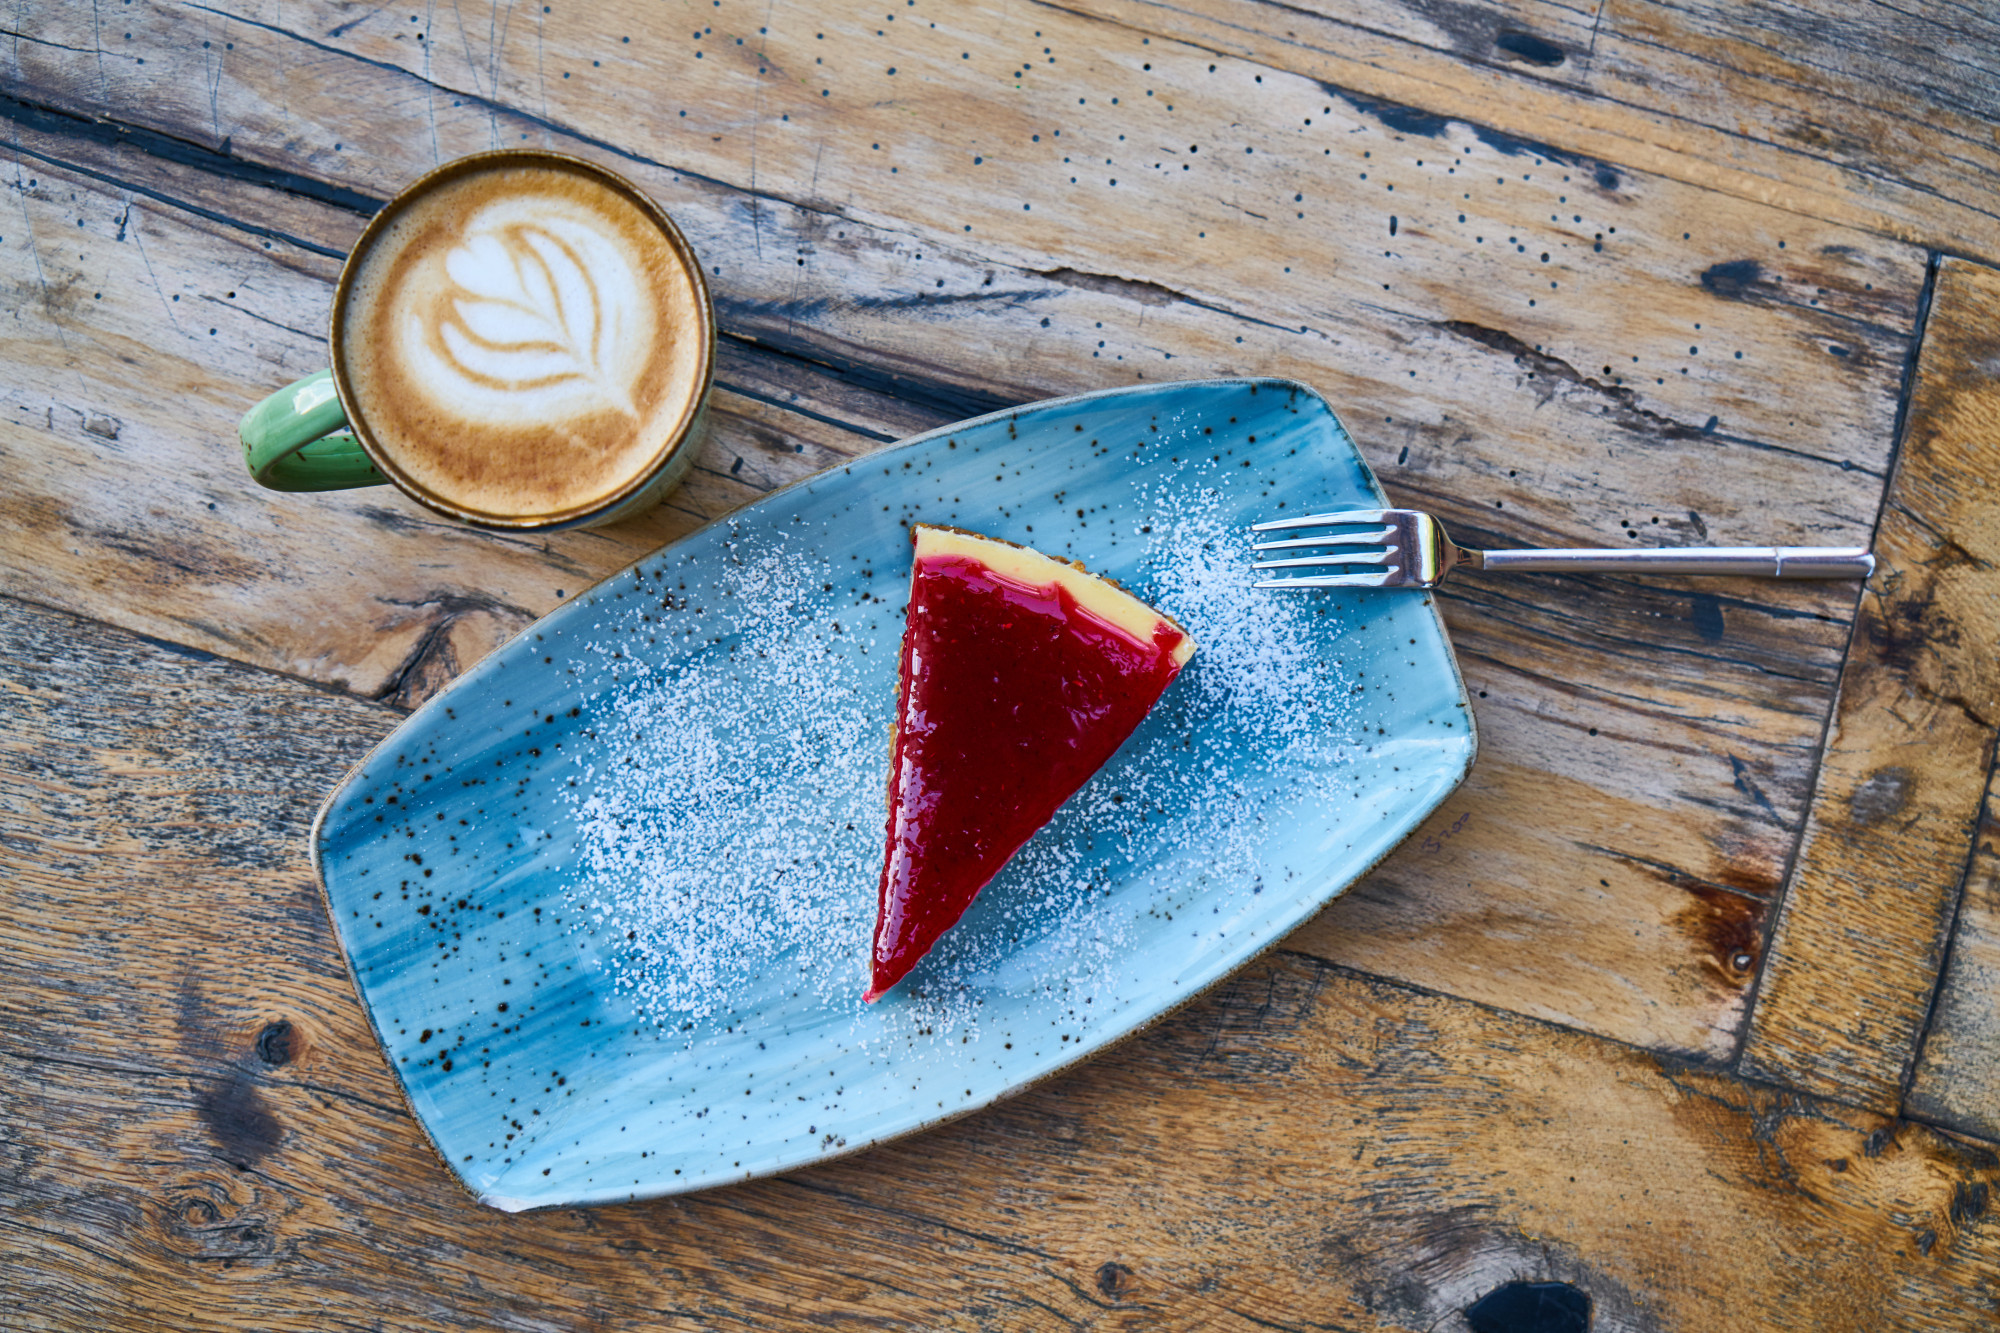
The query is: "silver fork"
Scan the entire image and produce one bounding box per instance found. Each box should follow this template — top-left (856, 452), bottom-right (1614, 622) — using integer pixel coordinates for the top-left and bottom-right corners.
top-left (1249, 509), bottom-right (1875, 590)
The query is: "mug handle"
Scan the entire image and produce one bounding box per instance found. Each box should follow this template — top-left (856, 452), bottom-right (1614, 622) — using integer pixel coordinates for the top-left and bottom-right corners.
top-left (238, 370), bottom-right (389, 492)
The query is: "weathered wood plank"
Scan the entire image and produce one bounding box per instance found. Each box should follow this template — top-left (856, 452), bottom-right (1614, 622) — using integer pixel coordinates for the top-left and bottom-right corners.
top-left (5, 593), bottom-right (1998, 1331)
top-left (1910, 770), bottom-right (2000, 1142)
top-left (9, 0), bottom-right (1923, 462)
top-left (0, 130), bottom-right (907, 702)
top-left (27, 0), bottom-right (2000, 265)
top-left (1295, 561), bottom-right (1868, 1047)
top-left (1740, 257), bottom-right (2000, 1112)
top-left (0, 0), bottom-right (1920, 1059)
top-left (0, 133), bottom-right (1867, 1060)
top-left (1024, 0), bottom-right (2000, 262)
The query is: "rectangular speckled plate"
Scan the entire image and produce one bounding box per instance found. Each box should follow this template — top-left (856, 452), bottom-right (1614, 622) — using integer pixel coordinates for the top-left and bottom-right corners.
top-left (312, 378), bottom-right (1475, 1210)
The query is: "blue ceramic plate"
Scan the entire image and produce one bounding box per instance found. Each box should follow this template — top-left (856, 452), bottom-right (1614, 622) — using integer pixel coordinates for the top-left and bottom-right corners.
top-left (313, 378), bottom-right (1475, 1210)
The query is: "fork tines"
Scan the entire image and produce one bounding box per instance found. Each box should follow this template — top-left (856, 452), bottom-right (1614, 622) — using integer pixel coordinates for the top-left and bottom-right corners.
top-left (1249, 509), bottom-right (1399, 533)
top-left (1248, 509), bottom-right (1403, 589)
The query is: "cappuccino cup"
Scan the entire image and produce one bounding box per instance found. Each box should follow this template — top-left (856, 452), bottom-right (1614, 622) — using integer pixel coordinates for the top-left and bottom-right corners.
top-left (239, 151), bottom-right (715, 530)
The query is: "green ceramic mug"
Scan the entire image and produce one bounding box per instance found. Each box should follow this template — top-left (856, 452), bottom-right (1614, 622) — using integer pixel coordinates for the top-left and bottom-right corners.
top-left (238, 150), bottom-right (715, 531)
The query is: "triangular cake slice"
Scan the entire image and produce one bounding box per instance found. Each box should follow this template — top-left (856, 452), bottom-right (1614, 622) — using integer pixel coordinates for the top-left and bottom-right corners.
top-left (865, 524), bottom-right (1196, 1002)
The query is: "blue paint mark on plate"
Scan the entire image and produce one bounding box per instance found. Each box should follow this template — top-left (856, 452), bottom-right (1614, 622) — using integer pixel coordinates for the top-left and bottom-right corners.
top-left (312, 378), bottom-right (1475, 1210)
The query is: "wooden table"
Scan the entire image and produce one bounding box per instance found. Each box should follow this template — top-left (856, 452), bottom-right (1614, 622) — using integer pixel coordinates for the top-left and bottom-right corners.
top-left (4, 2), bottom-right (1998, 1327)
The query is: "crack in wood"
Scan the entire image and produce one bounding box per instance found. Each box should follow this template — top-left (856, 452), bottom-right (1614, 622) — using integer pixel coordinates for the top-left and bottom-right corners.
top-left (370, 591), bottom-right (535, 710)
top-left (0, 91), bottom-right (383, 217)
top-left (1432, 318), bottom-right (1884, 474)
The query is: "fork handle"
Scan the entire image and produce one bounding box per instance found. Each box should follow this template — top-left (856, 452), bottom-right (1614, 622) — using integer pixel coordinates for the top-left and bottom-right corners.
top-left (1475, 546), bottom-right (1875, 578)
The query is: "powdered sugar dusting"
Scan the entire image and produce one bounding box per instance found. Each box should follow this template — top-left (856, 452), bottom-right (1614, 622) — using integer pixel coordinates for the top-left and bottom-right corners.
top-left (557, 539), bottom-right (880, 1021)
top-left (554, 476), bottom-right (1361, 1044)
top-left (1141, 480), bottom-right (1353, 766)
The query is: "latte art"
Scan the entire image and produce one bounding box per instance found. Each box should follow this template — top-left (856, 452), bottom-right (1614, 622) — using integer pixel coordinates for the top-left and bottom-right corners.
top-left (420, 211), bottom-right (645, 423)
top-left (338, 157), bottom-right (710, 523)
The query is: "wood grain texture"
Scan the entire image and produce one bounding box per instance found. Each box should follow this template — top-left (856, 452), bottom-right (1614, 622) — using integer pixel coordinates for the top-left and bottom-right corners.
top-left (1740, 258), bottom-right (2000, 1113)
top-left (1037, 0), bottom-right (2000, 262)
top-left (4, 593), bottom-right (1998, 1332)
top-left (0, 117), bottom-right (915, 701)
top-left (8, 0), bottom-right (1924, 473)
top-left (1911, 771), bottom-right (2000, 1142)
top-left (0, 0), bottom-right (1922, 1059)
top-left (7, 4), bottom-right (2000, 1316)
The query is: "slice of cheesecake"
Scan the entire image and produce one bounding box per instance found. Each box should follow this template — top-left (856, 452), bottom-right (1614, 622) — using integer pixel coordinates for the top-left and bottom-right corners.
top-left (865, 524), bottom-right (1196, 1002)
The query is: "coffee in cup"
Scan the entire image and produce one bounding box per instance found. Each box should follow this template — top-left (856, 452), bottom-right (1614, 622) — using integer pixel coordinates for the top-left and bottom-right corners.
top-left (239, 151), bottom-right (714, 531)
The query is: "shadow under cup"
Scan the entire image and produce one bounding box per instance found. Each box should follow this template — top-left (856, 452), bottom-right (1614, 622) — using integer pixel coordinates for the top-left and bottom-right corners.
top-left (238, 150), bottom-right (716, 532)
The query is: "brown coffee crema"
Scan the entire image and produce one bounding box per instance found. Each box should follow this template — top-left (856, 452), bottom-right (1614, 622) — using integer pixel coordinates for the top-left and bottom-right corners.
top-left (339, 162), bottom-right (706, 520)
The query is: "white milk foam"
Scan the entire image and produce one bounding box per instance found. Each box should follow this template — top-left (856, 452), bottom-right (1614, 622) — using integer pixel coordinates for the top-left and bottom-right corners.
top-left (340, 163), bottom-right (707, 518)
top-left (401, 198), bottom-right (651, 427)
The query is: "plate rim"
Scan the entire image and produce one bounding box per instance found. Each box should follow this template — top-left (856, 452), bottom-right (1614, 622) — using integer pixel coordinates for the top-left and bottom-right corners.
top-left (307, 375), bottom-right (1479, 1209)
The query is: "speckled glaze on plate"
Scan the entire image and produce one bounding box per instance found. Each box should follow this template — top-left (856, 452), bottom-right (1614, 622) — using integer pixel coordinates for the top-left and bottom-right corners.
top-left (312, 378), bottom-right (1476, 1211)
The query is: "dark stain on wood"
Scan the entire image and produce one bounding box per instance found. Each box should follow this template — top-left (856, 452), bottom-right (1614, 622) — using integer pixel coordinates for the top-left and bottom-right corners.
top-left (1848, 766), bottom-right (1914, 825)
top-left (1729, 754), bottom-right (1781, 822)
top-left (1671, 881), bottom-right (1767, 983)
top-left (195, 1074), bottom-right (285, 1172)
top-left (1873, 580), bottom-right (1991, 718)
top-left (1327, 86), bottom-right (1455, 140)
top-left (1953, 1181), bottom-right (1991, 1230)
top-left (353, 503), bottom-right (442, 536)
top-left (1324, 86), bottom-right (1586, 167)
top-left (1700, 259), bottom-right (1767, 299)
top-left (1465, 1280), bottom-right (1592, 1333)
top-left (1690, 592), bottom-right (1726, 642)
top-left (1494, 31), bottom-right (1567, 68)
top-left (1861, 580), bottom-right (1933, 678)
top-left (176, 979), bottom-right (285, 1170)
